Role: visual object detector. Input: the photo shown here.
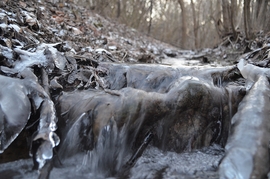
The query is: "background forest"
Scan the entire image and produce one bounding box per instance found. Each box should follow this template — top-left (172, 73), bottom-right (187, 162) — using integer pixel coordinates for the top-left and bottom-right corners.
top-left (71, 0), bottom-right (270, 50)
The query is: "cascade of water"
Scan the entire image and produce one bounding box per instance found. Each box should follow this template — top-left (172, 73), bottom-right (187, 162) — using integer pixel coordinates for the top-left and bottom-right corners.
top-left (217, 76), bottom-right (222, 87)
top-left (227, 88), bottom-right (232, 121)
top-left (225, 88), bottom-right (233, 139)
top-left (81, 114), bottom-right (147, 178)
top-left (213, 76), bottom-right (224, 144)
top-left (88, 121), bottom-right (123, 177)
top-left (51, 66), bottom-right (247, 179)
top-left (58, 113), bottom-right (90, 159)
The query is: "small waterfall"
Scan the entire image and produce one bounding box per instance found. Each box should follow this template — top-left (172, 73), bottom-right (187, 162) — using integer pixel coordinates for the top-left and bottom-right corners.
top-left (52, 66), bottom-right (247, 179)
top-left (58, 113), bottom-right (90, 159)
top-left (212, 75), bottom-right (234, 145)
top-left (217, 76), bottom-right (222, 88)
top-left (87, 121), bottom-right (130, 177)
top-left (224, 87), bottom-right (233, 140)
top-left (228, 88), bottom-right (233, 121)
top-left (59, 113), bottom-right (148, 178)
top-left (216, 74), bottom-right (234, 124)
top-left (211, 76), bottom-right (224, 144)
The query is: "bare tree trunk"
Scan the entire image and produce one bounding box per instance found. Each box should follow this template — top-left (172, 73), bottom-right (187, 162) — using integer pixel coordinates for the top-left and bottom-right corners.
top-left (128, 0), bottom-right (149, 30)
top-left (95, 0), bottom-right (109, 16)
top-left (234, 0), bottom-right (242, 29)
top-left (262, 0), bottom-right (270, 31)
top-left (244, 0), bottom-right (252, 39)
top-left (216, 0), bottom-right (222, 24)
top-left (116, 0), bottom-right (121, 18)
top-left (209, 1), bottom-right (220, 45)
top-left (190, 0), bottom-right (198, 49)
top-left (177, 0), bottom-right (187, 48)
top-left (230, 0), bottom-right (237, 39)
top-left (253, 0), bottom-right (268, 31)
top-left (147, 0), bottom-right (153, 35)
top-left (212, 0), bottom-right (224, 38)
top-left (222, 0), bottom-right (230, 34)
top-left (122, 0), bottom-right (127, 22)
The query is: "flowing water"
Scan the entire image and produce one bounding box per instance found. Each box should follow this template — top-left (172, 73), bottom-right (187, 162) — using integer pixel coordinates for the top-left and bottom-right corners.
top-left (0, 59), bottom-right (242, 179)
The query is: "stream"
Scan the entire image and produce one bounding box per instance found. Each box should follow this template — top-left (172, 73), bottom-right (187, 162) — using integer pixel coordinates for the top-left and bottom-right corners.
top-left (0, 54), bottom-right (270, 179)
top-left (0, 59), bottom-right (229, 179)
top-left (1, 1), bottom-right (270, 178)
top-left (0, 58), bottom-right (254, 179)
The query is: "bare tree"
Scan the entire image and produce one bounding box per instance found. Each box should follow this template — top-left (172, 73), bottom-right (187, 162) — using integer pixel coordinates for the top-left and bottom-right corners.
top-left (75, 0), bottom-right (270, 49)
top-left (244, 0), bottom-right (252, 39)
top-left (252, 0), bottom-right (269, 32)
top-left (190, 0), bottom-right (199, 48)
top-left (222, 0), bottom-right (230, 34)
top-left (148, 0), bottom-right (153, 35)
top-left (96, 0), bottom-right (109, 16)
top-left (116, 0), bottom-right (121, 18)
top-left (177, 0), bottom-right (187, 48)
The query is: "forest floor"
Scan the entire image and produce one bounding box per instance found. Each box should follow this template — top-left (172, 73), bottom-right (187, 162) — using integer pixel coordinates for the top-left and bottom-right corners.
top-left (1, 0), bottom-right (179, 64)
top-left (1, 0), bottom-right (265, 68)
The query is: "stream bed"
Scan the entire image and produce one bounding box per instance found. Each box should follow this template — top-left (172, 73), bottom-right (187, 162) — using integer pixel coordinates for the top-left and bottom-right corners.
top-left (0, 145), bottom-right (223, 179)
